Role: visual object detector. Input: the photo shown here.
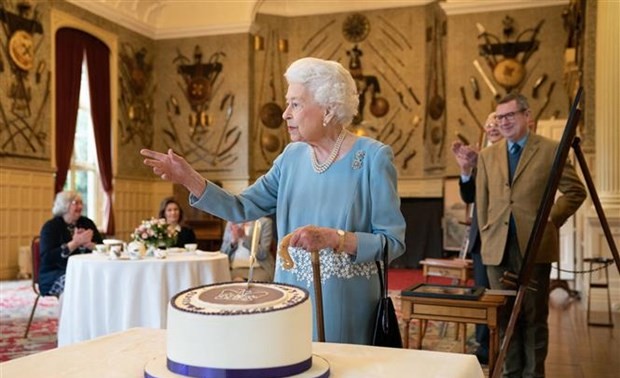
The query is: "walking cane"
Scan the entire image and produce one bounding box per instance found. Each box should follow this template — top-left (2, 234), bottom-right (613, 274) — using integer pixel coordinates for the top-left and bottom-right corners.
top-left (279, 233), bottom-right (326, 342)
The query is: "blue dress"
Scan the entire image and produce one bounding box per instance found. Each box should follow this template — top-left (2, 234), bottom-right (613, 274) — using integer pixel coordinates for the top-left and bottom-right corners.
top-left (190, 136), bottom-right (406, 344)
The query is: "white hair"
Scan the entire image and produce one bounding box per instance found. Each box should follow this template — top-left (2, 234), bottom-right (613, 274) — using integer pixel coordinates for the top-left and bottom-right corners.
top-left (52, 191), bottom-right (81, 216)
top-left (284, 57), bottom-right (359, 126)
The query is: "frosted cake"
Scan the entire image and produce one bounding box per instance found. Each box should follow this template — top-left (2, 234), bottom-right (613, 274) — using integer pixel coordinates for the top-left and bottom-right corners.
top-left (144, 282), bottom-right (330, 377)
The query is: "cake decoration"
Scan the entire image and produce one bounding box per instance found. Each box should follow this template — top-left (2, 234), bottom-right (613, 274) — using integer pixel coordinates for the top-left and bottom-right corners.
top-left (173, 282), bottom-right (306, 315)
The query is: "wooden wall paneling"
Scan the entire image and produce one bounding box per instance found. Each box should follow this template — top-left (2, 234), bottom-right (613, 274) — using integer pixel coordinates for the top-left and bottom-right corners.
top-left (0, 167), bottom-right (53, 280)
top-left (113, 178), bottom-right (173, 241)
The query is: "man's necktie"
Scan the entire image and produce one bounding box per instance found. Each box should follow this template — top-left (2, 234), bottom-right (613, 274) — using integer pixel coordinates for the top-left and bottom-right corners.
top-left (508, 143), bottom-right (522, 184)
top-left (508, 143), bottom-right (522, 236)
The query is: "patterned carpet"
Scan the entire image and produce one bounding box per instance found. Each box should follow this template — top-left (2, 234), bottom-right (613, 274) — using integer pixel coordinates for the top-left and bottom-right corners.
top-left (0, 280), bottom-right (59, 362)
top-left (0, 280), bottom-right (477, 363)
top-left (390, 290), bottom-right (477, 354)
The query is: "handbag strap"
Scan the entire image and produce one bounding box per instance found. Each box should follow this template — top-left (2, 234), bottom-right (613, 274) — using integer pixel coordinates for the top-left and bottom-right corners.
top-left (375, 238), bottom-right (389, 300)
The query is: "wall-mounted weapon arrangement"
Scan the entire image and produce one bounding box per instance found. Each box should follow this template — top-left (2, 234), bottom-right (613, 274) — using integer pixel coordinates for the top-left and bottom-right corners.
top-left (0, 1), bottom-right (49, 159)
top-left (462, 15), bottom-right (556, 143)
top-left (287, 12), bottom-right (424, 173)
top-left (256, 29), bottom-right (289, 166)
top-left (162, 45), bottom-right (239, 171)
top-left (118, 43), bottom-right (155, 148)
top-left (423, 15), bottom-right (447, 171)
top-left (477, 16), bottom-right (544, 92)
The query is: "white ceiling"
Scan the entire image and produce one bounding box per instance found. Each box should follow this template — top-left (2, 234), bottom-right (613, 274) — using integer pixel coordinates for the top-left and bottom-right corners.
top-left (66, 0), bottom-right (568, 40)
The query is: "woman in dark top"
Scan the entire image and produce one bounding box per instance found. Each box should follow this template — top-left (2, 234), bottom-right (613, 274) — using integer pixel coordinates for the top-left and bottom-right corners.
top-left (39, 191), bottom-right (103, 296)
top-left (158, 197), bottom-right (196, 248)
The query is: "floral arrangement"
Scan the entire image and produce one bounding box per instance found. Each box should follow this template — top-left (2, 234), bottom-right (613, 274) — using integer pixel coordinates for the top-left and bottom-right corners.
top-left (131, 217), bottom-right (180, 248)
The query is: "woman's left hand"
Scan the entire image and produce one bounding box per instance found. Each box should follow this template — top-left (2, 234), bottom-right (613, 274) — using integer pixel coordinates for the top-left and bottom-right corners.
top-left (288, 225), bottom-right (338, 253)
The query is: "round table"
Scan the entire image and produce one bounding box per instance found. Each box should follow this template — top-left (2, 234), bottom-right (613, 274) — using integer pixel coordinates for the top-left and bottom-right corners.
top-left (57, 252), bottom-right (231, 346)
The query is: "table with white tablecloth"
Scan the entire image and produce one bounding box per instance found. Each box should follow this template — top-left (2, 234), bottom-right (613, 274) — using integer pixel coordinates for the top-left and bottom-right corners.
top-left (1, 328), bottom-right (484, 377)
top-left (57, 252), bottom-right (231, 346)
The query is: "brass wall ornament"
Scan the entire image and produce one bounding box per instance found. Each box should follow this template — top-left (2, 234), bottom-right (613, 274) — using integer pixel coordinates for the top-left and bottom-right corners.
top-left (8, 29), bottom-right (33, 71)
top-left (342, 13), bottom-right (370, 43)
top-left (476, 16), bottom-right (545, 92)
top-left (119, 43), bottom-right (155, 147)
top-left (346, 44), bottom-right (390, 125)
top-left (0, 0), bottom-right (49, 160)
top-left (256, 30), bottom-right (289, 166)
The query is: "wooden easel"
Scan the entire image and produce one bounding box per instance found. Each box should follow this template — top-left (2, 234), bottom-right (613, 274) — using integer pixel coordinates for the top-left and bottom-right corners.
top-left (492, 88), bottom-right (620, 378)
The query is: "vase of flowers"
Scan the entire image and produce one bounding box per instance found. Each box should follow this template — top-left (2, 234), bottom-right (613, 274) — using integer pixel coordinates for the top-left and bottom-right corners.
top-left (131, 217), bottom-right (180, 256)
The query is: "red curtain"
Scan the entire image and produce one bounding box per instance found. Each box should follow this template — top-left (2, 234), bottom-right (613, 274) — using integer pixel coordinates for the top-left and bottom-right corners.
top-left (54, 28), bottom-right (84, 194)
top-left (55, 28), bottom-right (115, 235)
top-left (85, 37), bottom-right (115, 235)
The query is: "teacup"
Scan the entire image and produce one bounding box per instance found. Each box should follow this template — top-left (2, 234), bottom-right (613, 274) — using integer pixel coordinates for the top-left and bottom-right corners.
top-left (154, 249), bottom-right (167, 259)
top-left (95, 244), bottom-right (108, 255)
top-left (184, 243), bottom-right (198, 253)
top-left (110, 245), bottom-right (122, 258)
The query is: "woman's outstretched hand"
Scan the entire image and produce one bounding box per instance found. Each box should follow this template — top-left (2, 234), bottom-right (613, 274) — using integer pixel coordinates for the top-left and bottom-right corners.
top-left (140, 148), bottom-right (207, 197)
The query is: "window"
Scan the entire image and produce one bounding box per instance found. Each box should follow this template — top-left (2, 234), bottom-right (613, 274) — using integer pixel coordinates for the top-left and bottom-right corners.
top-left (63, 56), bottom-right (103, 225)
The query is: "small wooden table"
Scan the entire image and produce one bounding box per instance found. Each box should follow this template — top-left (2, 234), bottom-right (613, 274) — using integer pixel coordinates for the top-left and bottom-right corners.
top-left (400, 293), bottom-right (506, 372)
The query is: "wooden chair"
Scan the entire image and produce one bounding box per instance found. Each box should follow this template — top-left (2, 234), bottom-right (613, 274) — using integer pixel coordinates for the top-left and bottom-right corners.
top-left (24, 236), bottom-right (57, 338)
top-left (419, 228), bottom-right (473, 286)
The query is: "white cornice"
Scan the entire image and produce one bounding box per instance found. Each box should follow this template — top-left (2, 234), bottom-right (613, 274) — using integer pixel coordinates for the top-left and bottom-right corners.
top-left (66, 0), bottom-right (570, 39)
top-left (257, 0), bottom-right (434, 17)
top-left (440, 0), bottom-right (569, 16)
top-left (66, 0), bottom-right (159, 38)
top-left (154, 22), bottom-right (255, 40)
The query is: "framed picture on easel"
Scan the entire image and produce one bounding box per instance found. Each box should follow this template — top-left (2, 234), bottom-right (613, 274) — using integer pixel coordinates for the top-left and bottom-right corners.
top-left (442, 177), bottom-right (469, 251)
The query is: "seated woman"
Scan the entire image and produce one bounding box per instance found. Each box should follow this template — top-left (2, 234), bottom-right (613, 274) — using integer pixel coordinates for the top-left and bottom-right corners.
top-left (220, 217), bottom-right (274, 282)
top-left (39, 191), bottom-right (103, 297)
top-left (158, 197), bottom-right (196, 248)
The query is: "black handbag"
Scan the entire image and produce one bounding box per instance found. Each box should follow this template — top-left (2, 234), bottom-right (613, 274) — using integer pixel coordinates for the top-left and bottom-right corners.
top-left (371, 241), bottom-right (403, 348)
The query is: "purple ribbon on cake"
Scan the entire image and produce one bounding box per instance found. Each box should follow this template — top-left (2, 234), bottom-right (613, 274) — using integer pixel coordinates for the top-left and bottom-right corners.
top-left (158, 357), bottom-right (315, 378)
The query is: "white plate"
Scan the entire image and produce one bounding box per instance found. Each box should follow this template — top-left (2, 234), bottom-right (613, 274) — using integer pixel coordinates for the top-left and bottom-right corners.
top-left (102, 239), bottom-right (124, 246)
top-left (166, 247), bottom-right (185, 253)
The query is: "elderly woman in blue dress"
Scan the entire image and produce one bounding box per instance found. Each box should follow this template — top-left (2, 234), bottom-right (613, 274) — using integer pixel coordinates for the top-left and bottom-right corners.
top-left (141, 57), bottom-right (406, 345)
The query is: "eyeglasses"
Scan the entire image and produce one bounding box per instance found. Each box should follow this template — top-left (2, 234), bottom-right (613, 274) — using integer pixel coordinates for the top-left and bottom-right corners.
top-left (71, 200), bottom-right (83, 205)
top-left (495, 109), bottom-right (526, 122)
top-left (484, 121), bottom-right (498, 129)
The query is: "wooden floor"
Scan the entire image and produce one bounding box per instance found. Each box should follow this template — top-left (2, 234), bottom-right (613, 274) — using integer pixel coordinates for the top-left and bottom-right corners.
top-left (544, 289), bottom-right (619, 378)
top-left (487, 289), bottom-right (620, 377)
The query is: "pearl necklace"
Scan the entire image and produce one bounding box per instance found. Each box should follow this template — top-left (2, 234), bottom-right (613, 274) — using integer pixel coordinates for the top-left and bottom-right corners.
top-left (311, 130), bottom-right (346, 174)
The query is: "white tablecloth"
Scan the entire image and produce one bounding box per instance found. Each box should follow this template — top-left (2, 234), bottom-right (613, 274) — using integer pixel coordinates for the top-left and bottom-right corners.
top-left (57, 252), bottom-right (231, 346)
top-left (2, 328), bottom-right (484, 377)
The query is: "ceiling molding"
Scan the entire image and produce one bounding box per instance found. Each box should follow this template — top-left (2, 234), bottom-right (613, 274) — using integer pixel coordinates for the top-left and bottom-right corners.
top-left (257, 0), bottom-right (434, 17)
top-left (153, 22), bottom-right (255, 40)
top-left (66, 0), bottom-right (161, 38)
top-left (440, 0), bottom-right (569, 16)
top-left (65, 0), bottom-right (569, 39)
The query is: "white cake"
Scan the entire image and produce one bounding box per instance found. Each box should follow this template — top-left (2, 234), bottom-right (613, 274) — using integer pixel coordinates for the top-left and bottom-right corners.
top-left (144, 282), bottom-right (330, 378)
